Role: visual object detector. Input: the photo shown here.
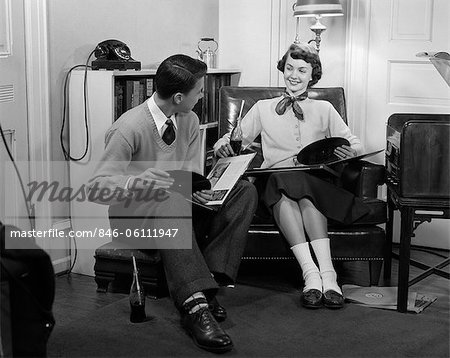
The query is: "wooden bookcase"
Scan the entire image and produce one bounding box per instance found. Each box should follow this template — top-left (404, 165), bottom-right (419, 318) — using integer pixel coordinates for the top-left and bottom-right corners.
top-left (68, 68), bottom-right (239, 276)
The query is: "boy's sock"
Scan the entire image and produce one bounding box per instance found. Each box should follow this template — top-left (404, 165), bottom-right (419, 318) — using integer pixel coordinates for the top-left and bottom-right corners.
top-left (182, 292), bottom-right (209, 314)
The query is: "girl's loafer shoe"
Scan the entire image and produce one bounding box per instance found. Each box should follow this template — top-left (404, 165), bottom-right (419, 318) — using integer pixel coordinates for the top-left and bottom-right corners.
top-left (301, 289), bottom-right (323, 308)
top-left (323, 290), bottom-right (345, 309)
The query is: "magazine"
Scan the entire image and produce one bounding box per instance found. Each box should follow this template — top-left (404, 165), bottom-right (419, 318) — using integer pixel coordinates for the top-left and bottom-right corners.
top-left (205, 153), bottom-right (256, 206)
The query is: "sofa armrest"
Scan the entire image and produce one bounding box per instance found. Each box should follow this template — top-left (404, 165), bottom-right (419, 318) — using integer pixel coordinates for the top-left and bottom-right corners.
top-left (341, 160), bottom-right (385, 199)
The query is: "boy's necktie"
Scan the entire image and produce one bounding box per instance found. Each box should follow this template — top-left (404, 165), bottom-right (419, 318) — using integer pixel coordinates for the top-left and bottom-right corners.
top-left (162, 119), bottom-right (176, 145)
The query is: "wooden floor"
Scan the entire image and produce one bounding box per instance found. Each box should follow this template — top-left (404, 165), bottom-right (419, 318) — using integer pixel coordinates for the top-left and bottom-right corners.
top-left (53, 245), bottom-right (449, 326)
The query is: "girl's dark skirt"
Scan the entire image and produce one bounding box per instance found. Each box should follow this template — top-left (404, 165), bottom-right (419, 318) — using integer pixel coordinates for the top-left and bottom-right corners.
top-left (258, 171), bottom-right (370, 225)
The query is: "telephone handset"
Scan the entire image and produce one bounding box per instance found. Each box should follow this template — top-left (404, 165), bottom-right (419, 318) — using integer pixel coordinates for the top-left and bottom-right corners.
top-left (94, 39), bottom-right (132, 61)
top-left (91, 39), bottom-right (141, 70)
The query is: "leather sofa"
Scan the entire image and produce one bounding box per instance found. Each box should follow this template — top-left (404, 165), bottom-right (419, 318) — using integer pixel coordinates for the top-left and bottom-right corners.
top-left (219, 86), bottom-right (389, 285)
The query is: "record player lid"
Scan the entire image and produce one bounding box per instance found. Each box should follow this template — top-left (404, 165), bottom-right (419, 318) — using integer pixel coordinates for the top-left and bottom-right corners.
top-left (416, 51), bottom-right (450, 87)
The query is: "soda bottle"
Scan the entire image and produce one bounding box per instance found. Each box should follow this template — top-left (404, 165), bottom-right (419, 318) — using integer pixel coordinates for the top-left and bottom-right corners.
top-left (129, 255), bottom-right (146, 323)
top-left (230, 116), bottom-right (243, 156)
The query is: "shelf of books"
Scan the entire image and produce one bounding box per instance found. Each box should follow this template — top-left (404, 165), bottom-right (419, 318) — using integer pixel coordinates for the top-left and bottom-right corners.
top-left (111, 69), bottom-right (241, 122)
top-left (114, 75), bottom-right (155, 119)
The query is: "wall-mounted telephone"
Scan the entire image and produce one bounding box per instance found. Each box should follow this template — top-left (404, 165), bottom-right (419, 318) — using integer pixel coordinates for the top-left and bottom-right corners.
top-left (91, 39), bottom-right (141, 71)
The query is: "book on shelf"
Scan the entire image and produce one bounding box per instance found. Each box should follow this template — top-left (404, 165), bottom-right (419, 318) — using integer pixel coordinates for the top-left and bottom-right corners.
top-left (132, 80), bottom-right (141, 108)
top-left (139, 81), bottom-right (145, 105)
top-left (212, 74), bottom-right (230, 124)
top-left (124, 80), bottom-right (134, 113)
top-left (205, 75), bottom-right (216, 124)
top-left (114, 81), bottom-right (124, 119)
top-left (145, 78), bottom-right (154, 97)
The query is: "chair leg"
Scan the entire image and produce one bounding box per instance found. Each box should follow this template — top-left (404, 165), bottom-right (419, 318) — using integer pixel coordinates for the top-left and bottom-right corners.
top-left (369, 261), bottom-right (383, 286)
top-left (384, 196), bottom-right (395, 284)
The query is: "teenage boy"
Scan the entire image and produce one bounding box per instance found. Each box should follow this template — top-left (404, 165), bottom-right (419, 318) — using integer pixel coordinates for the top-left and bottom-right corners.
top-left (88, 54), bottom-right (258, 353)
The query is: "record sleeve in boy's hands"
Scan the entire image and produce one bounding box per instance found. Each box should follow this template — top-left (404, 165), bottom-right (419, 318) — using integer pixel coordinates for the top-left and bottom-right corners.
top-left (167, 170), bottom-right (211, 198)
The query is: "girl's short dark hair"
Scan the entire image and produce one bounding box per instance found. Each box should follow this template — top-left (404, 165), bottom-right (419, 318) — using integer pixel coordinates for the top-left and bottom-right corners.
top-left (155, 54), bottom-right (207, 99)
top-left (277, 43), bottom-right (322, 87)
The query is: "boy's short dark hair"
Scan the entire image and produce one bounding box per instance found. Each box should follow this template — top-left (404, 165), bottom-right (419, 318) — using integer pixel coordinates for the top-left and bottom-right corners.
top-left (277, 43), bottom-right (322, 87)
top-left (155, 54), bottom-right (207, 99)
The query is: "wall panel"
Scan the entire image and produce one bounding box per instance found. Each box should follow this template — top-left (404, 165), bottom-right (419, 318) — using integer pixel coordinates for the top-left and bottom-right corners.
top-left (390, 0), bottom-right (433, 41)
top-left (388, 60), bottom-right (450, 106)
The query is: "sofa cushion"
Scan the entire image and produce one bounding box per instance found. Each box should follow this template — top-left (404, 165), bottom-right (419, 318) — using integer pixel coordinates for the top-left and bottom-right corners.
top-left (352, 198), bottom-right (387, 225)
top-left (244, 225), bottom-right (385, 260)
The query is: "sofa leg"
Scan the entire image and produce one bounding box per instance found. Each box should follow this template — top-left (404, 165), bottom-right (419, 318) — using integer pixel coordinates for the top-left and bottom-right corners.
top-left (369, 261), bottom-right (383, 286)
top-left (95, 272), bottom-right (115, 293)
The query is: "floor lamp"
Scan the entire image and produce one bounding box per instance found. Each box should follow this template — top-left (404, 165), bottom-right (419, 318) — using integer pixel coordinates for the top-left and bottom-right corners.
top-left (293, 0), bottom-right (344, 52)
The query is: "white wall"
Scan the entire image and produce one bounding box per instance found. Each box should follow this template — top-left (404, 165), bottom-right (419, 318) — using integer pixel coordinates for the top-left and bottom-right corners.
top-left (218, 0), bottom-right (274, 86)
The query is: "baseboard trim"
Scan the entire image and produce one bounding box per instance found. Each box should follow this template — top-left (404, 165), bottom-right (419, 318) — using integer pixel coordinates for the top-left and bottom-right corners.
top-left (52, 255), bottom-right (71, 266)
top-left (51, 219), bottom-right (72, 274)
top-left (52, 219), bottom-right (71, 232)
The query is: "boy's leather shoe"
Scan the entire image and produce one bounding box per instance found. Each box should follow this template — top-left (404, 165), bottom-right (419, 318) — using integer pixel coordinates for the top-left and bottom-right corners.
top-left (181, 307), bottom-right (233, 353)
top-left (301, 289), bottom-right (323, 308)
top-left (323, 290), bottom-right (345, 309)
top-left (208, 297), bottom-right (227, 322)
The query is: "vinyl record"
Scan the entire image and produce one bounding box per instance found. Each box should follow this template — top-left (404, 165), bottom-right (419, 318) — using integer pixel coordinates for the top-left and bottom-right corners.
top-left (167, 170), bottom-right (211, 196)
top-left (297, 137), bottom-right (350, 165)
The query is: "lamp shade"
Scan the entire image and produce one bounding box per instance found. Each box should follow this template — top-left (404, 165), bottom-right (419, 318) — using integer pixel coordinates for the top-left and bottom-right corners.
top-left (294, 0), bottom-right (343, 17)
